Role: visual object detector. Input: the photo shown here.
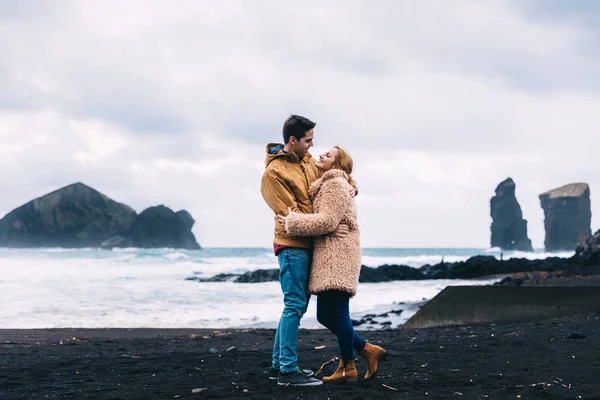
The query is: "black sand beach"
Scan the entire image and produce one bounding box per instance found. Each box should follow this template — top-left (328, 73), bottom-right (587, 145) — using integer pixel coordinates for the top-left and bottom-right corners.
top-left (1, 312), bottom-right (599, 400)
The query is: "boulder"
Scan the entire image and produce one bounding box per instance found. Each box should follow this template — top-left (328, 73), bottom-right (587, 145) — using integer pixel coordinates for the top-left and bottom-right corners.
top-left (539, 183), bottom-right (591, 251)
top-left (445, 255), bottom-right (501, 279)
top-left (420, 262), bottom-right (449, 280)
top-left (359, 264), bottom-right (425, 282)
top-left (236, 269), bottom-right (280, 283)
top-left (572, 229), bottom-right (600, 266)
top-left (490, 178), bottom-right (533, 251)
top-left (186, 274), bottom-right (239, 283)
top-left (187, 269), bottom-right (280, 283)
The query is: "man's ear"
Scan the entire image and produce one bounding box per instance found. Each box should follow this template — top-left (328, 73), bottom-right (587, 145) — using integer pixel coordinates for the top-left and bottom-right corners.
top-left (288, 136), bottom-right (297, 146)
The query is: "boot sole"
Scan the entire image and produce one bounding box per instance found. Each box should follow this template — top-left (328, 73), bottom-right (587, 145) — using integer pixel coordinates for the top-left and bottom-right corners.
top-left (323, 377), bottom-right (358, 384)
top-left (380, 350), bottom-right (388, 361)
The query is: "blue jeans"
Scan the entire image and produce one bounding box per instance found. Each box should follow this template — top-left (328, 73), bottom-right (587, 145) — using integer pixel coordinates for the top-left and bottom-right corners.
top-left (272, 247), bottom-right (311, 373)
top-left (317, 290), bottom-right (367, 362)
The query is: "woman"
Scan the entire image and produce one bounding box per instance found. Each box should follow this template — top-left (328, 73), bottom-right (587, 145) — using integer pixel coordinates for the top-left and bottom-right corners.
top-left (277, 146), bottom-right (387, 383)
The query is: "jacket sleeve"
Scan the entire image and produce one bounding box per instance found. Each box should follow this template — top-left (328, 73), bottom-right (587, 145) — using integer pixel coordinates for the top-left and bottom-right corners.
top-left (261, 168), bottom-right (303, 216)
top-left (284, 178), bottom-right (350, 237)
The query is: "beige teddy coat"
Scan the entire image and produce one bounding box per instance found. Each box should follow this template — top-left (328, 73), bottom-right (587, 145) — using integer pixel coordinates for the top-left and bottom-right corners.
top-left (283, 169), bottom-right (361, 297)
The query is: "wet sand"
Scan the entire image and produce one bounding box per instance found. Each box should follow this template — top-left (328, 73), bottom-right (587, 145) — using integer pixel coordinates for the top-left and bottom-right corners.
top-left (1, 312), bottom-right (599, 399)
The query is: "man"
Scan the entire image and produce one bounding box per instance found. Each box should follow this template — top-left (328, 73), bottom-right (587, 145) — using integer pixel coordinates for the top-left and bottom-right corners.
top-left (261, 115), bottom-right (335, 386)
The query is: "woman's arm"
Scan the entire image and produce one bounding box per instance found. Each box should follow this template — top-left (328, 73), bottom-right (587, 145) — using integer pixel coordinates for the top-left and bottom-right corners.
top-left (280, 178), bottom-right (351, 237)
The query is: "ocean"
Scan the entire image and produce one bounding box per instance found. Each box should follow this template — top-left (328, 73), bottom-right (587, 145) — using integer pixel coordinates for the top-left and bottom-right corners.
top-left (0, 247), bottom-right (573, 330)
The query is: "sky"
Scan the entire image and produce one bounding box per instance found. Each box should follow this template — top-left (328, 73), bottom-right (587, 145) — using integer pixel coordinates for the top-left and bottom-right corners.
top-left (0, 0), bottom-right (599, 248)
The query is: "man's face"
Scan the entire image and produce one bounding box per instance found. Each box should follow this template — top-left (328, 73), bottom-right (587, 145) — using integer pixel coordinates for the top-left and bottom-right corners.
top-left (292, 129), bottom-right (314, 158)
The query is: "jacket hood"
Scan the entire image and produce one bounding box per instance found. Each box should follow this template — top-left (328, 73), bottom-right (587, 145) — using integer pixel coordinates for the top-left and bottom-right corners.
top-left (264, 143), bottom-right (303, 167)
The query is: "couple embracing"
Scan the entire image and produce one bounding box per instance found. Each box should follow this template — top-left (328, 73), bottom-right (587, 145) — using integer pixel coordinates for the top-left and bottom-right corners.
top-left (260, 115), bottom-right (387, 386)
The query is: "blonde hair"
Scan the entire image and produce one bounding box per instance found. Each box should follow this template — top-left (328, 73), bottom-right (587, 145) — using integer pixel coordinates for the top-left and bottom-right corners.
top-left (333, 146), bottom-right (357, 189)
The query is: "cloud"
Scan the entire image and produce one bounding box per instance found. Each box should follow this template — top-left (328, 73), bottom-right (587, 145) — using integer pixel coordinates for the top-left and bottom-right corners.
top-left (0, 0), bottom-right (599, 247)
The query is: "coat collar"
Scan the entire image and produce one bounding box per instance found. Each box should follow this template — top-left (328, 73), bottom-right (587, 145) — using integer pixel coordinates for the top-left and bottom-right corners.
top-left (308, 169), bottom-right (349, 199)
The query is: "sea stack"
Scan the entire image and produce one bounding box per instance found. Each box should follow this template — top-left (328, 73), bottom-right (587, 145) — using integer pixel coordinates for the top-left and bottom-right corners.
top-left (490, 178), bottom-right (533, 251)
top-left (539, 183), bottom-right (591, 251)
top-left (0, 182), bottom-right (201, 249)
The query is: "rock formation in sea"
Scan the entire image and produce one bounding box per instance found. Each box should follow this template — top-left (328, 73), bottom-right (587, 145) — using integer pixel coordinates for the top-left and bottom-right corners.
top-left (539, 183), bottom-right (591, 251)
top-left (0, 182), bottom-right (201, 250)
top-left (490, 178), bottom-right (533, 251)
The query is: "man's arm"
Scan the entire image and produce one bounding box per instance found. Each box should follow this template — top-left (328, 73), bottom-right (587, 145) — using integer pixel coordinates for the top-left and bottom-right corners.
top-left (260, 169), bottom-right (302, 216)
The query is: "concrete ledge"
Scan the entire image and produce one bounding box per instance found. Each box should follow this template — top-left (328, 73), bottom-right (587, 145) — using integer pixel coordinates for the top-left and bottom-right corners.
top-left (402, 286), bottom-right (600, 329)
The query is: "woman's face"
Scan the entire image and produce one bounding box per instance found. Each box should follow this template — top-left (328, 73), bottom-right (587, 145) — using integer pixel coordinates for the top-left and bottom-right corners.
top-left (316, 147), bottom-right (339, 171)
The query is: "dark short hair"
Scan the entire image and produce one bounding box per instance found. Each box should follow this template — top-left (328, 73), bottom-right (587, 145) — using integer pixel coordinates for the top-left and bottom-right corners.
top-left (282, 115), bottom-right (316, 144)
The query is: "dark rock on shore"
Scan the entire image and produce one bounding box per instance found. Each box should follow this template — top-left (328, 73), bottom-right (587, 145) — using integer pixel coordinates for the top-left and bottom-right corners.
top-left (540, 183), bottom-right (592, 251)
top-left (430, 255), bottom-right (568, 279)
top-left (236, 269), bottom-right (280, 283)
top-left (359, 264), bottom-right (425, 282)
top-left (572, 229), bottom-right (600, 266)
top-left (417, 255), bottom-right (574, 280)
top-left (494, 276), bottom-right (524, 286)
top-left (490, 178), bottom-right (533, 251)
top-left (419, 261), bottom-right (448, 279)
top-left (189, 254), bottom-right (579, 284)
top-left (352, 309), bottom-right (405, 328)
top-left (186, 273), bottom-right (239, 283)
top-left (417, 255), bottom-right (577, 282)
top-left (190, 263), bottom-right (428, 284)
top-left (189, 269), bottom-right (280, 283)
top-left (0, 182), bottom-right (201, 249)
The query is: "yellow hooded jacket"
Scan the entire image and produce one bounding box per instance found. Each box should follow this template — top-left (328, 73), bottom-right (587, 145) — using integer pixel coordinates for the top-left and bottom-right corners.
top-left (260, 143), bottom-right (321, 248)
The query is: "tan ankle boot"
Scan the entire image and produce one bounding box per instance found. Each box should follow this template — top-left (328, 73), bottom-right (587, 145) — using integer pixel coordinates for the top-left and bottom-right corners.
top-left (359, 341), bottom-right (387, 380)
top-left (322, 359), bottom-right (358, 383)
